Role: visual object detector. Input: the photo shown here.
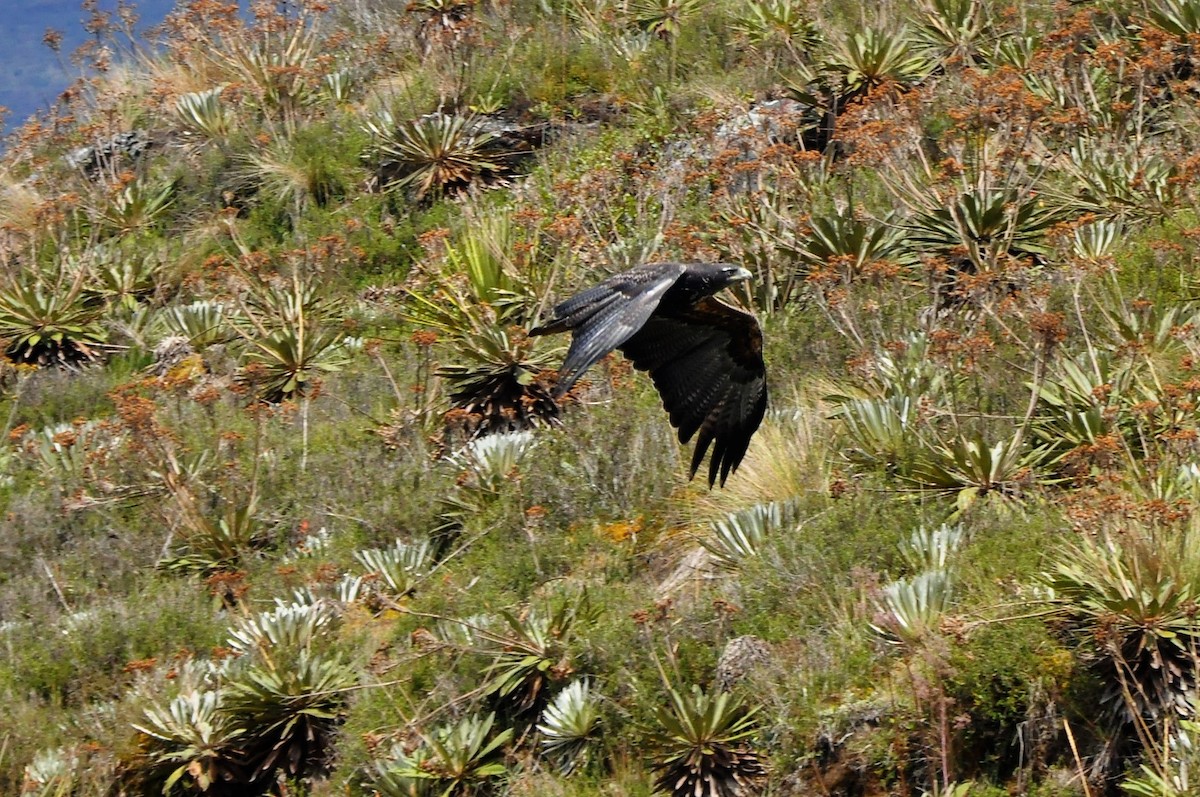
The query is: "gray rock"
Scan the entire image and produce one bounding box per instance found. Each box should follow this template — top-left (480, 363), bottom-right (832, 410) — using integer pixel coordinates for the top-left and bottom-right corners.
top-left (150, 335), bottom-right (195, 376)
top-left (716, 635), bottom-right (773, 690)
top-left (65, 129), bottom-right (152, 176)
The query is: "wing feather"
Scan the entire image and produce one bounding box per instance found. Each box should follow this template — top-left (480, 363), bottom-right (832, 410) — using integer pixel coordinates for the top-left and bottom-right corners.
top-left (619, 297), bottom-right (767, 487)
top-left (530, 263), bottom-right (685, 396)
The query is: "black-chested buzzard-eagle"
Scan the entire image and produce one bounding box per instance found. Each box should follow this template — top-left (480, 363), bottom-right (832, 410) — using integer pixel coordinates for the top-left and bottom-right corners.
top-left (530, 262), bottom-right (768, 488)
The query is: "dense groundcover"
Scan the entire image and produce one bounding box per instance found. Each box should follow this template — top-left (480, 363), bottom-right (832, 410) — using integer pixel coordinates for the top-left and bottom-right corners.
top-left (8, 0), bottom-right (1200, 795)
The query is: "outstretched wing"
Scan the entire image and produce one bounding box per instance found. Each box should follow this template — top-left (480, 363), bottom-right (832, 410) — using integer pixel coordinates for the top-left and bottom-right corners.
top-left (530, 263), bottom-right (686, 396)
top-left (618, 296), bottom-right (767, 488)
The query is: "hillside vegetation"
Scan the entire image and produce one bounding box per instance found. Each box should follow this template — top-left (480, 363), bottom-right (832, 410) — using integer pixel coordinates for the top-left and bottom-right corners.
top-left (5, 0), bottom-right (1200, 795)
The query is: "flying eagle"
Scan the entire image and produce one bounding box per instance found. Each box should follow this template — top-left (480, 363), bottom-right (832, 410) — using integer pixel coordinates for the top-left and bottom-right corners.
top-left (530, 262), bottom-right (768, 488)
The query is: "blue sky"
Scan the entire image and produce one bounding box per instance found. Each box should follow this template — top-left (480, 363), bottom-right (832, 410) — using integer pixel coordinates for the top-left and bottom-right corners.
top-left (0, 0), bottom-right (176, 135)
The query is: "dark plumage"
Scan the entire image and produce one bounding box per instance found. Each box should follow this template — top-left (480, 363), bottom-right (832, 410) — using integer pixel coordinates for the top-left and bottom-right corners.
top-left (530, 262), bottom-right (768, 488)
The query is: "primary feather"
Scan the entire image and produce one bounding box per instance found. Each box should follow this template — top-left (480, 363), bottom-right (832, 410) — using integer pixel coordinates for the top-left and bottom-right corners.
top-left (530, 262), bottom-right (768, 488)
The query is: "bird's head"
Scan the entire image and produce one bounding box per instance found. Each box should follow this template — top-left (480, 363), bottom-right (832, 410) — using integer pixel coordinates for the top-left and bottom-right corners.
top-left (719, 264), bottom-right (753, 284)
top-left (669, 262), bottom-right (755, 302)
top-left (691, 262), bottom-right (752, 289)
top-left (720, 264), bottom-right (748, 283)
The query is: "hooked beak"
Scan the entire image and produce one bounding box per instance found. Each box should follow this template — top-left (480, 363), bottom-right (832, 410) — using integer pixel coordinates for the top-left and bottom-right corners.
top-left (726, 266), bottom-right (753, 283)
